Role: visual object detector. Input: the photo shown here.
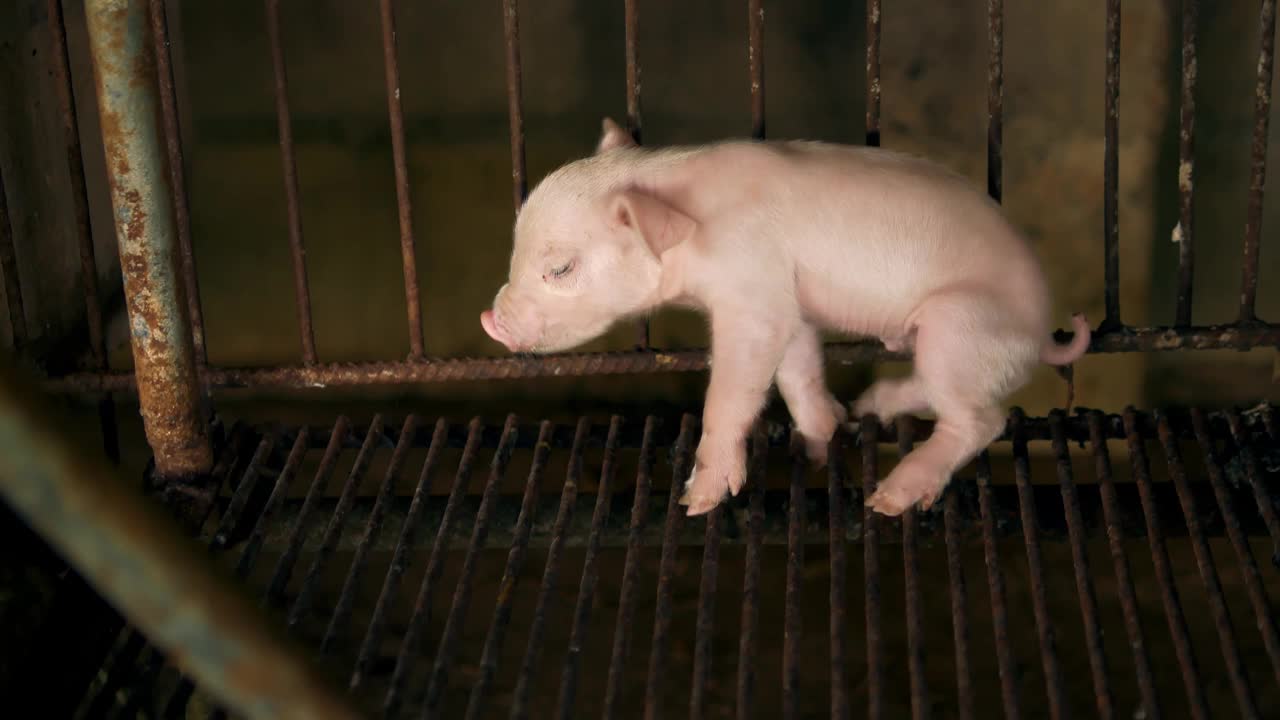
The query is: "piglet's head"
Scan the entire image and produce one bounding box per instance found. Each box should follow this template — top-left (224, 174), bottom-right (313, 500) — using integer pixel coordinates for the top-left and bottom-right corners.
top-left (481, 118), bottom-right (694, 354)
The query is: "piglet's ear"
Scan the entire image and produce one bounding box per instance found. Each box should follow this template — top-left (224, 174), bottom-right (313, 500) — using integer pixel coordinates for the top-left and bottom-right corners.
top-left (596, 117), bottom-right (636, 154)
top-left (609, 189), bottom-right (695, 260)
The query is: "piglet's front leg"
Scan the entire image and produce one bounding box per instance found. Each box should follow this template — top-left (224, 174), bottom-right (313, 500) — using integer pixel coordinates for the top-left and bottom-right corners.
top-left (680, 315), bottom-right (792, 516)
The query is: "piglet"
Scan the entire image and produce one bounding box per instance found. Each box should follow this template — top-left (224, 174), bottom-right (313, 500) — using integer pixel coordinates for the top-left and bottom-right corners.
top-left (481, 118), bottom-right (1089, 517)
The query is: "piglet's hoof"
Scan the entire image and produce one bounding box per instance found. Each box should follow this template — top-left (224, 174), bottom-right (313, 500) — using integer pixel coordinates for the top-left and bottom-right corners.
top-left (679, 467), bottom-right (726, 516)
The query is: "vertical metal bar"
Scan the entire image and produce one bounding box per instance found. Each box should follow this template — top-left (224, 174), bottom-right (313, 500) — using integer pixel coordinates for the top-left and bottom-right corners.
top-left (603, 416), bottom-right (659, 720)
top-left (976, 452), bottom-right (1020, 720)
top-left (1102, 0), bottom-right (1122, 328)
top-left (942, 470), bottom-right (972, 720)
top-left (264, 0), bottom-right (318, 364)
top-left (828, 432), bottom-right (849, 720)
top-left (235, 429), bottom-right (310, 579)
top-left (464, 421), bottom-right (553, 720)
top-left (1122, 408), bottom-right (1210, 720)
top-left (1189, 410), bottom-right (1280, 688)
top-left (147, 0), bottom-right (205, 363)
top-left (736, 425), bottom-right (767, 720)
top-left (1047, 411), bottom-right (1114, 718)
top-left (860, 416), bottom-right (883, 720)
top-left (1175, 0), bottom-right (1199, 326)
top-left (377, 0), bottom-right (424, 358)
top-left (0, 363), bottom-right (359, 720)
top-left (782, 430), bottom-right (806, 720)
top-left (510, 417), bottom-right (590, 720)
top-left (264, 417), bottom-right (349, 606)
top-left (1154, 411), bottom-right (1259, 718)
top-left (48, 0), bottom-right (120, 463)
top-left (555, 417), bottom-right (624, 719)
top-left (84, 0), bottom-right (212, 478)
top-left (748, 0), bottom-right (765, 140)
top-left (0, 170), bottom-right (27, 348)
top-left (320, 415), bottom-right (419, 656)
top-left (1241, 0), bottom-right (1277, 323)
top-left (896, 418), bottom-right (930, 720)
top-left (986, 0), bottom-right (1003, 203)
top-left (1087, 412), bottom-right (1160, 719)
top-left (286, 415), bottom-right (385, 629)
top-left (1224, 409), bottom-right (1280, 557)
top-left (350, 418), bottom-right (448, 691)
top-left (1011, 409), bottom-right (1068, 720)
top-left (384, 418), bottom-right (484, 718)
top-left (641, 414), bottom-right (698, 720)
top-left (502, 0), bottom-right (527, 209)
top-left (689, 505), bottom-right (723, 720)
top-left (624, 0), bottom-right (648, 348)
top-left (865, 0), bottom-right (882, 147)
top-left (421, 414), bottom-right (520, 718)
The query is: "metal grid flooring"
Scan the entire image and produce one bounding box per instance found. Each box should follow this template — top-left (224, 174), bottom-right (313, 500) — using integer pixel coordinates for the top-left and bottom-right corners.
top-left (74, 405), bottom-right (1280, 719)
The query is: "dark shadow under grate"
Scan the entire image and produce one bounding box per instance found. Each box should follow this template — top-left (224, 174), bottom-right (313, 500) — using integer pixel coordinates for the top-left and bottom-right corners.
top-left (75, 406), bottom-right (1280, 719)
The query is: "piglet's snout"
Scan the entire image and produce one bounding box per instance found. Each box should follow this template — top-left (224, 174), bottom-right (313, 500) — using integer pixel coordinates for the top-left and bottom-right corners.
top-left (480, 309), bottom-right (517, 352)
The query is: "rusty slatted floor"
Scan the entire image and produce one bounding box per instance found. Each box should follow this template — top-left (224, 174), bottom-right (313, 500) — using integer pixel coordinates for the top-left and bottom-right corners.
top-left (74, 406), bottom-right (1280, 719)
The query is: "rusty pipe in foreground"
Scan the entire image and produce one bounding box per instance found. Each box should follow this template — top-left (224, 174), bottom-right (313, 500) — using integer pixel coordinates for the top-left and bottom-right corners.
top-left (0, 363), bottom-right (359, 720)
top-left (84, 0), bottom-right (211, 478)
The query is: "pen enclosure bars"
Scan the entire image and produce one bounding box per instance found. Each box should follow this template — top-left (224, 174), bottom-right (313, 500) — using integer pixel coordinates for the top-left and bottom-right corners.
top-left (1, 0), bottom-right (1280, 718)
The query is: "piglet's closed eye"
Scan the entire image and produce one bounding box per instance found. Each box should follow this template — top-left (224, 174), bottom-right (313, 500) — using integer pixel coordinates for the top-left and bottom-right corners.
top-left (609, 190), bottom-right (695, 259)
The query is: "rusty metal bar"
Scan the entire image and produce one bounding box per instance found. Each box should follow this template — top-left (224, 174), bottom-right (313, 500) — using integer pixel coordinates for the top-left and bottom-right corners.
top-left (510, 417), bottom-right (587, 720)
top-left (555, 417), bottom-right (623, 719)
top-left (1103, 0), bottom-right (1122, 328)
top-left (736, 425), bottom-right (766, 720)
top-left (383, 418), bottom-right (483, 718)
top-left (502, 0), bottom-right (527, 209)
top-left (376, 0), bottom-right (425, 358)
top-left (622, 0), bottom-right (648, 348)
top-left (147, 0), bottom-right (206, 363)
top-left (421, 415), bottom-right (518, 718)
top-left (865, 0), bottom-right (881, 147)
top-left (463, 420), bottom-right (551, 720)
top-left (749, 0), bottom-right (765, 140)
top-left (320, 415), bottom-right (418, 656)
top-left (642, 414), bottom-right (696, 720)
top-left (689, 504), bottom-right (723, 720)
top-left (861, 416), bottom-right (884, 720)
top-left (264, 0), bottom-right (318, 364)
top-left (1224, 409), bottom-right (1280, 557)
top-left (264, 417), bottom-right (349, 606)
top-left (828, 432), bottom-right (849, 720)
top-left (976, 451), bottom-right (1020, 720)
top-left (0, 362), bottom-right (359, 720)
top-left (942, 464), bottom-right (973, 720)
top-left (897, 418), bottom-right (930, 720)
top-left (0, 166), bottom-right (27, 349)
top-left (1087, 411), bottom-right (1160, 719)
top-left (1048, 411), bottom-right (1114, 717)
top-left (1123, 408), bottom-right (1210, 720)
top-left (1188, 410), bottom-right (1280, 688)
top-left (45, 321), bottom-right (1280, 394)
top-left (84, 0), bottom-right (211, 479)
top-left (987, 0), bottom-right (1003, 202)
top-left (1011, 409), bottom-right (1068, 720)
top-left (1153, 411), bottom-right (1258, 717)
top-left (286, 415), bottom-right (384, 630)
top-left (235, 428), bottom-right (309, 579)
top-left (602, 416), bottom-right (658, 720)
top-left (350, 418), bottom-right (447, 691)
top-left (1241, 0), bottom-right (1277, 323)
top-left (463, 415), bottom-right (547, 717)
top-left (782, 432), bottom-right (805, 720)
top-left (1175, 0), bottom-right (1199, 326)
top-left (213, 434), bottom-right (275, 550)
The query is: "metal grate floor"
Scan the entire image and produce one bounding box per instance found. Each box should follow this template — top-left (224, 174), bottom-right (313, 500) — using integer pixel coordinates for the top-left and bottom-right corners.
top-left (75, 406), bottom-right (1280, 719)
